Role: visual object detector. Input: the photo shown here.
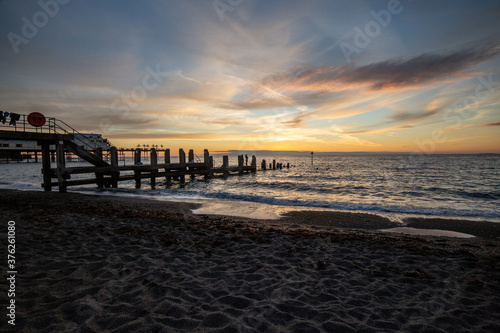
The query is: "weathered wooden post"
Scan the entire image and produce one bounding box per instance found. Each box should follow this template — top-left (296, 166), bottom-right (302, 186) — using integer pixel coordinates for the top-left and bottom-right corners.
top-left (188, 149), bottom-right (195, 180)
top-left (110, 146), bottom-right (119, 188)
top-left (261, 159), bottom-right (266, 170)
top-left (95, 147), bottom-right (104, 188)
top-left (238, 155), bottom-right (244, 175)
top-left (41, 142), bottom-right (52, 191)
top-left (188, 149), bottom-right (195, 163)
top-left (209, 156), bottom-right (214, 168)
top-left (165, 149), bottom-right (171, 187)
top-left (203, 149), bottom-right (210, 165)
top-left (204, 149), bottom-right (210, 180)
top-left (287, 163), bottom-right (290, 168)
top-left (56, 141), bottom-right (67, 193)
top-left (134, 148), bottom-right (141, 189)
top-left (179, 148), bottom-right (186, 186)
top-left (273, 159), bottom-right (276, 170)
top-left (222, 156), bottom-right (229, 169)
top-left (251, 155), bottom-right (257, 172)
top-left (150, 148), bottom-right (157, 189)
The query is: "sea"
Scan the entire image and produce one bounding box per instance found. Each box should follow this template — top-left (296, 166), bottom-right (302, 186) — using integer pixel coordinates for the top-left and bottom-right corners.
top-left (1, 153), bottom-right (499, 224)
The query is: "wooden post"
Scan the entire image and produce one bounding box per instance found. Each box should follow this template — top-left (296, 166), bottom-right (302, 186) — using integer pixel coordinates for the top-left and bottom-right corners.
top-left (56, 141), bottom-right (67, 193)
top-left (273, 160), bottom-right (276, 170)
top-left (150, 148), bottom-right (157, 189)
top-left (41, 142), bottom-right (52, 191)
top-left (209, 156), bottom-right (214, 168)
top-left (165, 149), bottom-right (171, 187)
top-left (134, 148), bottom-right (141, 189)
top-left (179, 148), bottom-right (186, 186)
top-left (95, 147), bottom-right (104, 188)
top-left (110, 147), bottom-right (119, 188)
top-left (238, 155), bottom-right (244, 175)
top-left (222, 156), bottom-right (229, 169)
top-left (251, 155), bottom-right (256, 172)
top-left (287, 163), bottom-right (290, 168)
top-left (203, 149), bottom-right (210, 165)
top-left (188, 149), bottom-right (194, 163)
top-left (34, 151), bottom-right (38, 163)
top-left (204, 149), bottom-right (210, 180)
top-left (134, 148), bottom-right (142, 164)
top-left (188, 149), bottom-right (196, 180)
top-left (261, 159), bottom-right (266, 171)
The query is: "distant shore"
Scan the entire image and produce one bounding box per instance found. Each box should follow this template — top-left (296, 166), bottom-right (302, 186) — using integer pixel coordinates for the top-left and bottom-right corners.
top-left (1, 189), bottom-right (499, 332)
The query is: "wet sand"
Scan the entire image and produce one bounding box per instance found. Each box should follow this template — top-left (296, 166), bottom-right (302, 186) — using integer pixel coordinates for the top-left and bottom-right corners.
top-left (0, 190), bottom-right (499, 332)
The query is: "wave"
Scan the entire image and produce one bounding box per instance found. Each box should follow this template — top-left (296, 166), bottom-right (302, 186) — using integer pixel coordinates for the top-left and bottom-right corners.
top-left (457, 190), bottom-right (500, 200)
top-left (75, 187), bottom-right (500, 220)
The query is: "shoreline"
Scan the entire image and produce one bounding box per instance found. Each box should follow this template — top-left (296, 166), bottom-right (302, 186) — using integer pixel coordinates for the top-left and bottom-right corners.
top-left (1, 189), bottom-right (499, 332)
top-left (9, 188), bottom-right (500, 239)
top-left (5, 186), bottom-right (500, 235)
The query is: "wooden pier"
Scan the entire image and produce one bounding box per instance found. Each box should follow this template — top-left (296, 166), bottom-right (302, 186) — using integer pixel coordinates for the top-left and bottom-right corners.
top-left (46, 146), bottom-right (257, 193)
top-left (0, 112), bottom-right (291, 193)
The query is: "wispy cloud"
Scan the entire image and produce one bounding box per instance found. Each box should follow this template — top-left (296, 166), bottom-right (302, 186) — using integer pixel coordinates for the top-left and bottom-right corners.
top-left (481, 122), bottom-right (500, 127)
top-left (389, 107), bottom-right (444, 122)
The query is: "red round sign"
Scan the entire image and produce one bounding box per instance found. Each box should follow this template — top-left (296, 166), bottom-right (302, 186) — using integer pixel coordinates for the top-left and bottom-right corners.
top-left (27, 112), bottom-right (46, 127)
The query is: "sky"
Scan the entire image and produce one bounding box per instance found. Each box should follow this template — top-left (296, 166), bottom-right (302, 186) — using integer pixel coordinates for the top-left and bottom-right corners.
top-left (1, 0), bottom-right (499, 154)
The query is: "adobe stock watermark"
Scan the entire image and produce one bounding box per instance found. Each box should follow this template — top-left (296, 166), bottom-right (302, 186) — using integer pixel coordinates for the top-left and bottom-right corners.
top-left (99, 64), bottom-right (170, 133)
top-left (339, 0), bottom-right (408, 63)
top-left (213, 0), bottom-right (245, 21)
top-left (7, 0), bottom-right (72, 54)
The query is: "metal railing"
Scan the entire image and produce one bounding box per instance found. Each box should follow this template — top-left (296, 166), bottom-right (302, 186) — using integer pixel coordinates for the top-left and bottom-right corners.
top-left (0, 112), bottom-right (114, 152)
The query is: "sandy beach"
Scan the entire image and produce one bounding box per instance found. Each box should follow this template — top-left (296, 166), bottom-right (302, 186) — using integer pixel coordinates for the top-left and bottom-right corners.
top-left (1, 189), bottom-right (499, 332)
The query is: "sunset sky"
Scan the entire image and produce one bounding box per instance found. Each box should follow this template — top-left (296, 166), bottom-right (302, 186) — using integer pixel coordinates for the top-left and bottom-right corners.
top-left (1, 0), bottom-right (499, 154)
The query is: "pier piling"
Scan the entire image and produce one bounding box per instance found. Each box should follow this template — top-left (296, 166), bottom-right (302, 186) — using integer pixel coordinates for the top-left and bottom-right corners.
top-left (134, 149), bottom-right (141, 189)
top-left (56, 141), bottom-right (67, 193)
top-left (150, 148), bottom-right (157, 189)
top-left (95, 147), bottom-right (104, 188)
top-left (179, 149), bottom-right (186, 186)
top-left (110, 147), bottom-right (119, 188)
top-left (165, 149), bottom-right (171, 187)
top-left (41, 143), bottom-right (52, 192)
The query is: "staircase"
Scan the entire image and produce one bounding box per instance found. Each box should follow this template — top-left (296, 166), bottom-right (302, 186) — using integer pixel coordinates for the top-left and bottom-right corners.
top-left (0, 112), bottom-right (112, 167)
top-left (64, 141), bottom-right (110, 167)
top-left (53, 119), bottom-right (111, 167)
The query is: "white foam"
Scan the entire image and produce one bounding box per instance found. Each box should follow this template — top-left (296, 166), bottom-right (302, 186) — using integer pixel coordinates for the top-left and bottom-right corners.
top-left (192, 201), bottom-right (283, 220)
top-left (380, 227), bottom-right (475, 238)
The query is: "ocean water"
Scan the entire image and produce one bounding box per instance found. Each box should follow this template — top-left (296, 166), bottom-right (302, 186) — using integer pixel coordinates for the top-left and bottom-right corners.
top-left (1, 153), bottom-right (499, 222)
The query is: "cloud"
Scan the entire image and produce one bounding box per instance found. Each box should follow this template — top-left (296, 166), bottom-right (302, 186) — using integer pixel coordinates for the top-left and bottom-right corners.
top-left (109, 131), bottom-right (218, 140)
top-left (257, 44), bottom-right (500, 95)
top-left (338, 123), bottom-right (415, 135)
top-left (481, 122), bottom-right (500, 127)
top-left (389, 107), bottom-right (443, 122)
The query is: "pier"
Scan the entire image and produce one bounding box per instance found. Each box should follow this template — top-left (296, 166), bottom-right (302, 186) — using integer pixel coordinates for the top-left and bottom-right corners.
top-left (0, 112), bottom-right (284, 193)
top-left (47, 147), bottom-right (257, 193)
